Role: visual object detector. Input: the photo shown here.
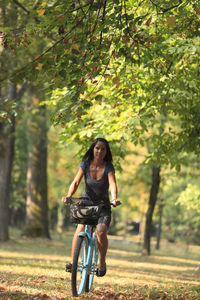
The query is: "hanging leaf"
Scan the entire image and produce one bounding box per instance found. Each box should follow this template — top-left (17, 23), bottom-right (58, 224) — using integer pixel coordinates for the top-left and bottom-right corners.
top-left (167, 16), bottom-right (176, 25)
top-left (41, 2), bottom-right (47, 8)
top-left (37, 9), bottom-right (45, 17)
top-left (145, 17), bottom-right (152, 27)
top-left (112, 77), bottom-right (120, 86)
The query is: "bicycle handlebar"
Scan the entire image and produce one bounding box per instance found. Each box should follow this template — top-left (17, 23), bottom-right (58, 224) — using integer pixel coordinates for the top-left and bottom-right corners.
top-left (63, 196), bottom-right (121, 206)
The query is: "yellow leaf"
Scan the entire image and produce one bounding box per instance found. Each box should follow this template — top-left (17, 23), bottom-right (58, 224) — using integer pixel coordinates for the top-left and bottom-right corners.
top-left (70, 44), bottom-right (79, 51)
top-left (57, 15), bottom-right (65, 22)
top-left (37, 9), bottom-right (45, 17)
top-left (123, 89), bottom-right (130, 94)
top-left (104, 74), bottom-right (112, 80)
top-left (51, 76), bottom-right (57, 82)
top-left (150, 35), bottom-right (157, 42)
top-left (145, 17), bottom-right (152, 27)
top-left (132, 24), bottom-right (137, 32)
top-left (41, 2), bottom-right (47, 8)
top-left (131, 74), bottom-right (135, 81)
top-left (167, 16), bottom-right (176, 25)
top-left (194, 8), bottom-right (200, 19)
top-left (112, 77), bottom-right (120, 85)
top-left (37, 63), bottom-right (43, 69)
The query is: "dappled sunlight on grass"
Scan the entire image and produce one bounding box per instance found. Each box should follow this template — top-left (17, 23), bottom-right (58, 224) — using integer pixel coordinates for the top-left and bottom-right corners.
top-left (106, 237), bottom-right (200, 289)
top-left (0, 230), bottom-right (200, 299)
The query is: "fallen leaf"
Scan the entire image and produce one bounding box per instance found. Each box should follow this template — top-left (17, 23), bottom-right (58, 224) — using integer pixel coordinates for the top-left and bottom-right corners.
top-left (108, 295), bottom-right (115, 300)
top-left (42, 294), bottom-right (49, 299)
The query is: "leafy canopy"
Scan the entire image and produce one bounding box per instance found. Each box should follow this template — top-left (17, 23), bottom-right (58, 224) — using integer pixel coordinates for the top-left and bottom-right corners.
top-left (1, 0), bottom-right (200, 165)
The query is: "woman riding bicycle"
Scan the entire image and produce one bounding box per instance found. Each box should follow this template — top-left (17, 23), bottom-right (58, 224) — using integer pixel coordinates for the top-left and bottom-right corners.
top-left (62, 138), bottom-right (121, 277)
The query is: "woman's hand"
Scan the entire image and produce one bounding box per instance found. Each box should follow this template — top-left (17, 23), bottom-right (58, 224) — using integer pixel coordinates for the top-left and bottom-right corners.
top-left (62, 196), bottom-right (71, 204)
top-left (112, 199), bottom-right (121, 207)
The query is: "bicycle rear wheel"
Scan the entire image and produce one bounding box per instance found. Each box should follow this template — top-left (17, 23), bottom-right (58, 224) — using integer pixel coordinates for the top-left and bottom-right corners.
top-left (71, 236), bottom-right (88, 297)
top-left (85, 239), bottom-right (98, 292)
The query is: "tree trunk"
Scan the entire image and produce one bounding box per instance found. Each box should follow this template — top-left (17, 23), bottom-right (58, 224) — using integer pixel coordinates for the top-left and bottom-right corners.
top-left (156, 201), bottom-right (164, 250)
top-left (0, 0), bottom-right (18, 242)
top-left (143, 166), bottom-right (161, 255)
top-left (0, 81), bottom-right (27, 241)
top-left (57, 203), bottom-right (64, 233)
top-left (24, 85), bottom-right (50, 238)
top-left (0, 85), bottom-right (16, 241)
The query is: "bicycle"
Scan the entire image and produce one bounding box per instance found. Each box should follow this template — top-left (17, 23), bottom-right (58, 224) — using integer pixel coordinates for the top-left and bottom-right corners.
top-left (66, 197), bottom-right (112, 297)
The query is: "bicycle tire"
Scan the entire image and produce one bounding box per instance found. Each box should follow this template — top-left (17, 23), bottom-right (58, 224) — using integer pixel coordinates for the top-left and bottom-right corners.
top-left (85, 237), bottom-right (98, 292)
top-left (71, 236), bottom-right (88, 297)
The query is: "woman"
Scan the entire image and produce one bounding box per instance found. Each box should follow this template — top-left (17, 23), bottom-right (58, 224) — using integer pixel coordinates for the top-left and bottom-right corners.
top-left (62, 138), bottom-right (121, 277)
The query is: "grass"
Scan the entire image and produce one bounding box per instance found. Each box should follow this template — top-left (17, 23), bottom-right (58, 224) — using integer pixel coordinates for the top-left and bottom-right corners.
top-left (0, 228), bottom-right (200, 299)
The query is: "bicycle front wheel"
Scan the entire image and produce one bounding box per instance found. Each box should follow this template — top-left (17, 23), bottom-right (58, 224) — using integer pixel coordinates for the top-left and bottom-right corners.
top-left (71, 236), bottom-right (88, 297)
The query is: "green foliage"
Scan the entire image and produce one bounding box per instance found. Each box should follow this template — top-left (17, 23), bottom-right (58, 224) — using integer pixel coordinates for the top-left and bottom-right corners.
top-left (1, 0), bottom-right (200, 167)
top-left (161, 162), bottom-right (200, 245)
top-left (2, 0), bottom-right (200, 244)
top-left (177, 183), bottom-right (200, 212)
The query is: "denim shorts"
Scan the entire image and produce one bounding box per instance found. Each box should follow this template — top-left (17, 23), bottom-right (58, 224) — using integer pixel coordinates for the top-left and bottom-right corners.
top-left (97, 206), bottom-right (111, 228)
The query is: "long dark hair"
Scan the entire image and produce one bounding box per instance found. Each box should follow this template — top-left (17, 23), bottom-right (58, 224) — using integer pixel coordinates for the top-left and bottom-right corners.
top-left (82, 138), bottom-right (113, 162)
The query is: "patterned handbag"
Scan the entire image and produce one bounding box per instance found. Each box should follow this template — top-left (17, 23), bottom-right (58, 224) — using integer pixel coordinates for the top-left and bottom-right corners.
top-left (70, 202), bottom-right (103, 225)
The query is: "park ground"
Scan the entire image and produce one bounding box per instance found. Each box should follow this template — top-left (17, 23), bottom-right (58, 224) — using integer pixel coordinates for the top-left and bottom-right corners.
top-left (0, 228), bottom-right (200, 300)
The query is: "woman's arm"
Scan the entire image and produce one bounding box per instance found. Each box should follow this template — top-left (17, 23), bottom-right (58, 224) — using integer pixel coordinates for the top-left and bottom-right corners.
top-left (108, 172), bottom-right (121, 206)
top-left (62, 167), bottom-right (84, 203)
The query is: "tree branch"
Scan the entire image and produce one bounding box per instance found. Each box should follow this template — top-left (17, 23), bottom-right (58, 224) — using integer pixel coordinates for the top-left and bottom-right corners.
top-left (12, 0), bottom-right (30, 14)
top-left (99, 0), bottom-right (107, 45)
top-left (77, 0), bottom-right (87, 18)
top-left (16, 81), bottom-right (28, 101)
top-left (12, 0), bottom-right (41, 24)
top-left (162, 1), bottom-right (183, 13)
top-left (149, 0), bottom-right (183, 14)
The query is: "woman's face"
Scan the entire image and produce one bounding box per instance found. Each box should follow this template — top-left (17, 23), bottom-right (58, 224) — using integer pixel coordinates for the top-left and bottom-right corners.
top-left (93, 141), bottom-right (107, 161)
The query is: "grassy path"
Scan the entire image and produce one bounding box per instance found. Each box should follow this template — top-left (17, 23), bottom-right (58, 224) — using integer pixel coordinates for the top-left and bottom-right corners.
top-left (0, 229), bottom-right (200, 299)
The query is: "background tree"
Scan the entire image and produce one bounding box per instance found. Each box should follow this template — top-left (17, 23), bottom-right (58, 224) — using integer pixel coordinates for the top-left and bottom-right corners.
top-left (24, 85), bottom-right (50, 238)
top-left (0, 0), bottom-right (51, 240)
top-left (0, 1), bottom-right (28, 240)
top-left (1, 0), bottom-right (200, 251)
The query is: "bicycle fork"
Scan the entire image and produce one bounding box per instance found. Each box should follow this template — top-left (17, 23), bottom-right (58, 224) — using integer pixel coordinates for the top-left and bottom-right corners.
top-left (78, 231), bottom-right (98, 275)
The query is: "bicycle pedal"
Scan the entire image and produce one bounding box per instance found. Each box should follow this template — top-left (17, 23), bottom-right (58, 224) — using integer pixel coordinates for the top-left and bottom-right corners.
top-left (66, 269), bottom-right (72, 273)
top-left (65, 267), bottom-right (72, 273)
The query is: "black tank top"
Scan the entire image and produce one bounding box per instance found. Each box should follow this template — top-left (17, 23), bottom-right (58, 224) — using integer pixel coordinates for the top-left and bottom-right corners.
top-left (80, 160), bottom-right (115, 207)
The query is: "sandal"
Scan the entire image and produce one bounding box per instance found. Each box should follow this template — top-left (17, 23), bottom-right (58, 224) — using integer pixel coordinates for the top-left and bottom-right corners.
top-left (65, 262), bottom-right (72, 272)
top-left (96, 263), bottom-right (106, 277)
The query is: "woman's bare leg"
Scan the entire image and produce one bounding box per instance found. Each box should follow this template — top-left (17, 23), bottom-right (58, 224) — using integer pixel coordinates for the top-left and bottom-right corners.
top-left (71, 224), bottom-right (85, 259)
top-left (96, 223), bottom-right (108, 270)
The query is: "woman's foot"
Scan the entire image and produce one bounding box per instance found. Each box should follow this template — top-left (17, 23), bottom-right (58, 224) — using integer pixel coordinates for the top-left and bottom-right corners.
top-left (96, 263), bottom-right (106, 277)
top-left (65, 262), bottom-right (72, 272)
